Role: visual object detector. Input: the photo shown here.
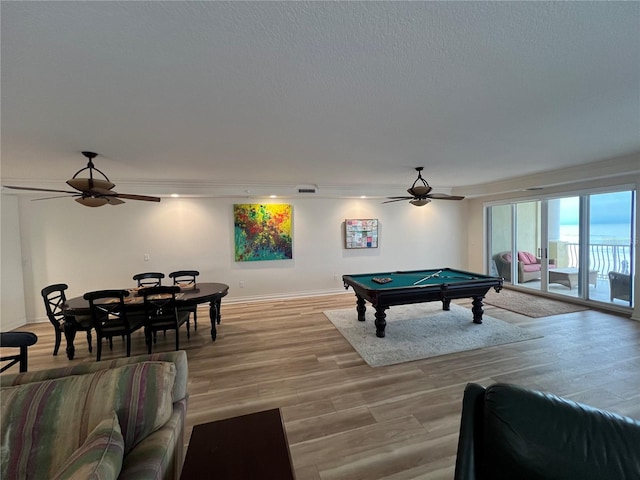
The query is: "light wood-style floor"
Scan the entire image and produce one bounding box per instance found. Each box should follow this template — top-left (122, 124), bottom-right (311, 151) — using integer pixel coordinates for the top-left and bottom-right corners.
top-left (3, 293), bottom-right (640, 479)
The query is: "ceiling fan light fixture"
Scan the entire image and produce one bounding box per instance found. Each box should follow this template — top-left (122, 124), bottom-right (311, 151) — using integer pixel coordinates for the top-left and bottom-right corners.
top-left (75, 196), bottom-right (109, 207)
top-left (67, 151), bottom-right (116, 192)
top-left (383, 167), bottom-right (464, 206)
top-left (3, 151), bottom-right (161, 207)
top-left (408, 185), bottom-right (430, 197)
top-left (67, 177), bottom-right (115, 192)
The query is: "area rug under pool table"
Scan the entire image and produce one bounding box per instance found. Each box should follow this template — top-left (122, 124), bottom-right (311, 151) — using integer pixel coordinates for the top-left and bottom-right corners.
top-left (323, 302), bottom-right (541, 367)
top-left (483, 288), bottom-right (590, 317)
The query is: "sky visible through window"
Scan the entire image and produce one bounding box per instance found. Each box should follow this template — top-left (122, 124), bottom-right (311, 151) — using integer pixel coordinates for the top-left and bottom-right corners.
top-left (559, 191), bottom-right (633, 245)
top-left (559, 192), bottom-right (632, 225)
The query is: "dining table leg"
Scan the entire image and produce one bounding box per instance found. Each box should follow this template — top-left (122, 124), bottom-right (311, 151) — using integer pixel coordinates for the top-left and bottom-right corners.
top-left (63, 319), bottom-right (77, 360)
top-left (215, 298), bottom-right (222, 324)
top-left (209, 302), bottom-right (218, 341)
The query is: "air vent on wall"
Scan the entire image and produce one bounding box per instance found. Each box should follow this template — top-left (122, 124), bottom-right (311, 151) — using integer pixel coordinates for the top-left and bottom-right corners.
top-left (296, 184), bottom-right (318, 194)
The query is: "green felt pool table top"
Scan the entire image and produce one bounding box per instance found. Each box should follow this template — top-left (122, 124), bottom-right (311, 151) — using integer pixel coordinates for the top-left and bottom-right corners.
top-left (343, 268), bottom-right (500, 290)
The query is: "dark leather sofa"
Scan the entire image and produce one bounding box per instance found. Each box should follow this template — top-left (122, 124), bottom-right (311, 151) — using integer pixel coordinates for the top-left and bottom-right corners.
top-left (454, 383), bottom-right (640, 480)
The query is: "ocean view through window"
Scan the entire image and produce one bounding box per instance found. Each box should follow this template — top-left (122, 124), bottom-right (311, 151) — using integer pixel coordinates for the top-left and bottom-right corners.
top-left (488, 189), bottom-right (634, 308)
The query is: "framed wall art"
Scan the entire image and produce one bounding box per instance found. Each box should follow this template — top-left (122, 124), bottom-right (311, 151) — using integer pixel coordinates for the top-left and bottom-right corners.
top-left (234, 204), bottom-right (293, 261)
top-left (344, 218), bottom-right (378, 249)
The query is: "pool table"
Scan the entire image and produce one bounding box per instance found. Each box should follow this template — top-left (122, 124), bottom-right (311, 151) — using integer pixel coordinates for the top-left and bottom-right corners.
top-left (342, 268), bottom-right (503, 338)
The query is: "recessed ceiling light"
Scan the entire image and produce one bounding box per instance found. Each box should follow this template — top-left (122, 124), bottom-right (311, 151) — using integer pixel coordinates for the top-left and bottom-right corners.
top-left (270, 195), bottom-right (277, 198)
top-left (360, 195), bottom-right (367, 199)
top-left (170, 194), bottom-right (179, 198)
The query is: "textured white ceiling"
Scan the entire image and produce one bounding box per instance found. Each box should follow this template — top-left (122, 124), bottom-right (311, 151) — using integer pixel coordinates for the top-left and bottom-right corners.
top-left (2, 1), bottom-right (639, 197)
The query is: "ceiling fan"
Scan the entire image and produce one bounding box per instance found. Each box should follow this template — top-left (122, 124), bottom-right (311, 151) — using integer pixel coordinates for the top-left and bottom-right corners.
top-left (3, 151), bottom-right (161, 207)
top-left (383, 167), bottom-right (465, 206)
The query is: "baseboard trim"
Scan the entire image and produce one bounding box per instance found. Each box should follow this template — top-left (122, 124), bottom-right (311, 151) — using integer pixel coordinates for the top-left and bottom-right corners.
top-left (219, 288), bottom-right (350, 305)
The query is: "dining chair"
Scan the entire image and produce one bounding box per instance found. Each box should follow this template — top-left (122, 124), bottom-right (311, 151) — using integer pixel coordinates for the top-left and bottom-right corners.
top-left (141, 285), bottom-right (190, 353)
top-left (168, 270), bottom-right (200, 330)
top-left (83, 289), bottom-right (145, 361)
top-left (0, 331), bottom-right (38, 373)
top-left (134, 272), bottom-right (167, 339)
top-left (133, 272), bottom-right (165, 288)
top-left (41, 283), bottom-right (93, 356)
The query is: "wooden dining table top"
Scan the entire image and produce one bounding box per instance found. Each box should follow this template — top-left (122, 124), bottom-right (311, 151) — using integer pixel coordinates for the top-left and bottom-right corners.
top-left (64, 282), bottom-right (230, 315)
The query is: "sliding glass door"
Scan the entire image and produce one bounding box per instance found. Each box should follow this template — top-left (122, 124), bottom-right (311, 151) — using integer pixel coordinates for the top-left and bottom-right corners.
top-left (515, 201), bottom-right (548, 293)
top-left (488, 204), bottom-right (512, 279)
top-left (487, 188), bottom-right (635, 309)
top-left (588, 191), bottom-right (634, 306)
top-left (489, 201), bottom-right (550, 291)
top-left (547, 196), bottom-right (589, 298)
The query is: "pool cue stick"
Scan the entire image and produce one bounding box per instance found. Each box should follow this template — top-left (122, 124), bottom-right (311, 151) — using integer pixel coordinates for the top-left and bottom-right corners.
top-left (413, 270), bottom-right (443, 285)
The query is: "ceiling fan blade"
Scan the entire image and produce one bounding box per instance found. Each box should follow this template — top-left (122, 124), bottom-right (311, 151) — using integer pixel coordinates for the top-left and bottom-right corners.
top-left (89, 187), bottom-right (125, 205)
top-left (3, 185), bottom-right (79, 195)
top-left (427, 193), bottom-right (466, 200)
top-left (91, 186), bottom-right (159, 203)
top-left (31, 194), bottom-right (80, 201)
top-left (385, 196), bottom-right (414, 200)
top-left (110, 193), bottom-right (161, 202)
top-left (382, 198), bottom-right (412, 204)
top-left (105, 196), bottom-right (126, 205)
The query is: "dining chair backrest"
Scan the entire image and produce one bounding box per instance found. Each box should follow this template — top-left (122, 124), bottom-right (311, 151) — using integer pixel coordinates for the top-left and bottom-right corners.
top-left (42, 283), bottom-right (94, 357)
top-left (168, 270), bottom-right (200, 331)
top-left (168, 270), bottom-right (199, 288)
top-left (141, 285), bottom-right (181, 320)
top-left (41, 283), bottom-right (68, 329)
top-left (133, 272), bottom-right (165, 288)
top-left (83, 290), bottom-right (131, 331)
top-left (141, 285), bottom-right (190, 353)
top-left (41, 283), bottom-right (70, 356)
top-left (0, 332), bottom-right (38, 373)
top-left (83, 289), bottom-right (142, 360)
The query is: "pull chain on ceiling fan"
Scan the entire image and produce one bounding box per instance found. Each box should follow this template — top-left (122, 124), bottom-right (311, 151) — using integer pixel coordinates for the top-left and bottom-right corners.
top-left (3, 151), bottom-right (161, 207)
top-left (383, 167), bottom-right (465, 206)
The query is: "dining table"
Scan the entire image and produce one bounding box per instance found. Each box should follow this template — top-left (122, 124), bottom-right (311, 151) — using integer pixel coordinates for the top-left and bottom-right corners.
top-left (63, 282), bottom-right (229, 360)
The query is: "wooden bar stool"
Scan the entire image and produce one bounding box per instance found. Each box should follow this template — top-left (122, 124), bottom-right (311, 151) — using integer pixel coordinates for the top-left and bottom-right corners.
top-left (0, 332), bottom-right (38, 373)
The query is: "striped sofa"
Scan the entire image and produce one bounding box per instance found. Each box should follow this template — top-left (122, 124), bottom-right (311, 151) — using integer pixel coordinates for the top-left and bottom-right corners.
top-left (1, 351), bottom-right (188, 480)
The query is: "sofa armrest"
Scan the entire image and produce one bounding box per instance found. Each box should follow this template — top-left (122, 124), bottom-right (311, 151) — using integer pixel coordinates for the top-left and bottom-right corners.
top-left (516, 260), bottom-right (526, 275)
top-left (454, 383), bottom-right (486, 480)
top-left (119, 398), bottom-right (187, 480)
top-left (532, 257), bottom-right (555, 265)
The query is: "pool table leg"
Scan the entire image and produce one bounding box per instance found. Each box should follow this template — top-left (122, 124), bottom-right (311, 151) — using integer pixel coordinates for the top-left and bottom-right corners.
top-left (356, 295), bottom-right (366, 322)
top-left (471, 296), bottom-right (484, 324)
top-left (442, 298), bottom-right (451, 311)
top-left (374, 306), bottom-right (388, 338)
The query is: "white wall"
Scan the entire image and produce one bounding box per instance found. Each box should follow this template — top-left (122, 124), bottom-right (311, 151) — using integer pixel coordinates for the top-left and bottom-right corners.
top-left (1, 195), bottom-right (27, 330)
top-left (2, 195), bottom-right (468, 324)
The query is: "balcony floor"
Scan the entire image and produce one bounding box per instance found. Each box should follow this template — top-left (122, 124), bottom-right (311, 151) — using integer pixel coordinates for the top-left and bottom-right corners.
top-left (513, 277), bottom-right (633, 309)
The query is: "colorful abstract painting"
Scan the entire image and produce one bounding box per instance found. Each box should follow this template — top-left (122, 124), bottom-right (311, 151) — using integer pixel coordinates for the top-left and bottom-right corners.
top-left (234, 204), bottom-right (293, 261)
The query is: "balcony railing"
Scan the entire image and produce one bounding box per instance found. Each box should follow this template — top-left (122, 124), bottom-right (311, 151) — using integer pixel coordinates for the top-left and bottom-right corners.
top-left (566, 243), bottom-right (632, 279)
